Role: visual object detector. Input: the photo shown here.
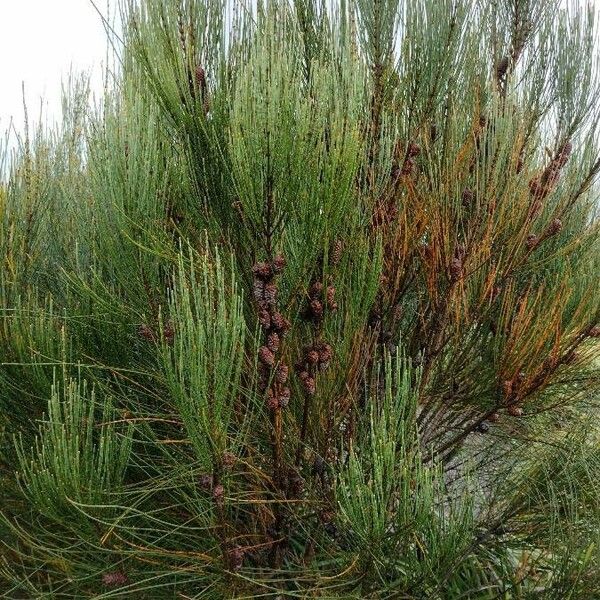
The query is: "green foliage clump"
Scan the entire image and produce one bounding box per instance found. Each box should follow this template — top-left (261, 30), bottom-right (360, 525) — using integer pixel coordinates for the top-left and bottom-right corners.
top-left (1, 0), bottom-right (600, 597)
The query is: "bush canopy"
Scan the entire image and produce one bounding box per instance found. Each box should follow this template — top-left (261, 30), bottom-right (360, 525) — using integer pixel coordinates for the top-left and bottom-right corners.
top-left (1, 0), bottom-right (600, 598)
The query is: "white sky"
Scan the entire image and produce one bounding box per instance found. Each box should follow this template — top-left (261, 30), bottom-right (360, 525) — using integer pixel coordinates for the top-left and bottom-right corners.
top-left (0, 0), bottom-right (113, 134)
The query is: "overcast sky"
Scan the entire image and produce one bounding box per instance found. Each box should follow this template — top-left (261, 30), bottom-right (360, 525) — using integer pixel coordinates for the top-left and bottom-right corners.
top-left (0, 0), bottom-right (112, 134)
top-left (0, 0), bottom-right (596, 135)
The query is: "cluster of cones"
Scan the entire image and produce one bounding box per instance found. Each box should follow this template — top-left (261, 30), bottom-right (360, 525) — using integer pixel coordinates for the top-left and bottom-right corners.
top-left (253, 255), bottom-right (292, 410)
top-left (302, 281), bottom-right (338, 324)
top-left (295, 341), bottom-right (333, 397)
top-left (529, 141), bottom-right (572, 206)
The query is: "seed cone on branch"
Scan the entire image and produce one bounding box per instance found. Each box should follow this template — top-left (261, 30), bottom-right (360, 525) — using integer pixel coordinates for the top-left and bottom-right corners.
top-left (194, 64), bottom-right (209, 113)
top-left (227, 546), bottom-right (245, 571)
top-left (299, 372), bottom-right (316, 396)
top-left (508, 405), bottom-right (524, 417)
top-left (271, 312), bottom-right (291, 333)
top-left (496, 55), bottom-right (510, 81)
top-left (545, 218), bottom-right (563, 237)
top-left (258, 346), bottom-right (275, 367)
top-left (267, 332), bottom-right (280, 352)
top-left (272, 254), bottom-right (286, 273)
top-left (526, 233), bottom-right (539, 250)
top-left (407, 142), bottom-right (421, 157)
top-left (213, 484), bottom-right (225, 505)
top-left (252, 261), bottom-right (273, 280)
top-left (331, 239), bottom-right (343, 266)
top-left (462, 188), bottom-right (474, 208)
top-left (195, 65), bottom-right (206, 92)
top-left (138, 323), bottom-right (156, 342)
top-left (102, 572), bottom-right (129, 588)
top-left (529, 140), bottom-right (572, 203)
top-left (251, 255), bottom-right (292, 413)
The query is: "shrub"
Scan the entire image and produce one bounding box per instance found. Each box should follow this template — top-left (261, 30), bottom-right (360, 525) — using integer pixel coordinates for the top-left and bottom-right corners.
top-left (1, 0), bottom-right (600, 597)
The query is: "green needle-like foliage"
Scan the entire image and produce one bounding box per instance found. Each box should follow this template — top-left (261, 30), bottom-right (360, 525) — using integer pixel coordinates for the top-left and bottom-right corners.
top-left (161, 249), bottom-right (246, 467)
top-left (16, 377), bottom-right (133, 525)
top-left (1, 0), bottom-right (600, 597)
